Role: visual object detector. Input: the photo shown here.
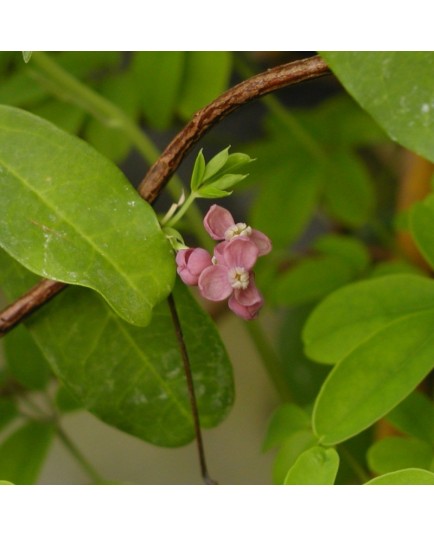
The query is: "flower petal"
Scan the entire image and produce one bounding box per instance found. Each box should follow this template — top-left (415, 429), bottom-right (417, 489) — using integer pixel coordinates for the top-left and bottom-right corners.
top-left (228, 294), bottom-right (262, 320)
top-left (250, 230), bottom-right (272, 256)
top-left (234, 274), bottom-right (263, 307)
top-left (223, 237), bottom-right (259, 271)
top-left (187, 248), bottom-right (212, 275)
top-left (203, 204), bottom-right (235, 240)
top-left (198, 265), bottom-right (232, 301)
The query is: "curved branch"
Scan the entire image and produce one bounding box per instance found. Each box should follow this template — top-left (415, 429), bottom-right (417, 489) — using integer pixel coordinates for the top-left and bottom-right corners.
top-left (0, 55), bottom-right (330, 337)
top-left (138, 55), bottom-right (329, 202)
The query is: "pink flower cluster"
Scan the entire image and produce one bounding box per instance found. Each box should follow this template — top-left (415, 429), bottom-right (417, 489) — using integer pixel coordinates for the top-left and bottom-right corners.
top-left (176, 205), bottom-right (272, 320)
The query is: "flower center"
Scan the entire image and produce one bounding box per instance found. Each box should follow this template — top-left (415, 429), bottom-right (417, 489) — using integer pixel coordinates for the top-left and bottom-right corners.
top-left (228, 267), bottom-right (250, 290)
top-left (224, 223), bottom-right (252, 241)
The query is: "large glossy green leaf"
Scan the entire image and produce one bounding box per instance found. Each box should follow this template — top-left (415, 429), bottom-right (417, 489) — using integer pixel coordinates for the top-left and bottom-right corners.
top-left (0, 421), bottom-right (54, 484)
top-left (0, 105), bottom-right (175, 326)
top-left (0, 249), bottom-right (234, 447)
top-left (367, 437), bottom-right (433, 475)
top-left (303, 274), bottom-right (434, 365)
top-left (321, 52), bottom-right (434, 163)
top-left (3, 325), bottom-right (51, 390)
top-left (366, 468), bottom-right (434, 485)
top-left (284, 446), bottom-right (339, 485)
top-left (132, 52), bottom-right (185, 129)
top-left (312, 306), bottom-right (434, 445)
top-left (386, 391), bottom-right (434, 445)
top-left (177, 52), bottom-right (232, 120)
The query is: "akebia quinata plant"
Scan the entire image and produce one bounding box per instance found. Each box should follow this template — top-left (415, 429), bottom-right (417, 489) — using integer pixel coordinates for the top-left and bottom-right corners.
top-left (0, 51), bottom-right (433, 485)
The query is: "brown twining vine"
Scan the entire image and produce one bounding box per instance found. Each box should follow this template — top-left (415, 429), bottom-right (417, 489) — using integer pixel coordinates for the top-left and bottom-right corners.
top-left (0, 55), bottom-right (330, 336)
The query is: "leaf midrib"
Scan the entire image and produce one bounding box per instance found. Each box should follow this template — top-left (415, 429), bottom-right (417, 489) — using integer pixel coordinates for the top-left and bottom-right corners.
top-left (0, 155), bottom-right (149, 305)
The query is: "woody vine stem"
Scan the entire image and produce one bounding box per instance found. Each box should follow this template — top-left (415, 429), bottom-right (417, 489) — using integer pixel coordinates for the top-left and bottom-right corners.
top-left (0, 53), bottom-right (330, 336)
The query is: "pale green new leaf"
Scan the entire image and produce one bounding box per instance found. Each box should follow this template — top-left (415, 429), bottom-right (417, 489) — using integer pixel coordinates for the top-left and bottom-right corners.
top-left (366, 468), bottom-right (434, 485)
top-left (284, 446), bottom-right (339, 485)
top-left (202, 146), bottom-right (230, 182)
top-left (0, 105), bottom-right (175, 327)
top-left (321, 52), bottom-right (434, 163)
top-left (190, 149), bottom-right (206, 191)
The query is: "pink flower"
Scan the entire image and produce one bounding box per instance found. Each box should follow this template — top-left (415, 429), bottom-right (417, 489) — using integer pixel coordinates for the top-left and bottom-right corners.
top-left (204, 204), bottom-right (272, 256)
top-left (176, 248), bottom-right (212, 286)
top-left (198, 237), bottom-right (264, 320)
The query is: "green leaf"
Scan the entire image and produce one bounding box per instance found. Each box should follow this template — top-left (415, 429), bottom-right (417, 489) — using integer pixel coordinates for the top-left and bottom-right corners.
top-left (271, 235), bottom-right (369, 308)
top-left (0, 480), bottom-right (14, 484)
top-left (3, 325), bottom-right (51, 390)
top-left (272, 430), bottom-right (317, 484)
top-left (321, 52), bottom-right (434, 163)
top-left (303, 274), bottom-right (434, 365)
top-left (202, 146), bottom-right (230, 182)
top-left (31, 100), bottom-right (85, 134)
top-left (84, 71), bottom-right (140, 162)
top-left (209, 174), bottom-right (248, 192)
top-left (367, 437), bottom-right (433, 474)
top-left (314, 235), bottom-right (370, 273)
top-left (190, 149), bottom-right (206, 191)
top-left (322, 149), bottom-right (374, 227)
top-left (269, 255), bottom-right (356, 308)
top-left (0, 421), bottom-right (53, 484)
top-left (410, 194), bottom-right (434, 270)
top-left (369, 259), bottom-right (424, 278)
top-left (0, 105), bottom-right (175, 327)
top-left (22, 52), bottom-right (32, 64)
top-left (55, 385), bottom-right (83, 413)
top-left (312, 306), bottom-right (434, 445)
top-left (0, 248), bottom-right (234, 447)
top-left (262, 403), bottom-right (311, 452)
top-left (386, 391), bottom-right (434, 445)
top-left (196, 185), bottom-right (231, 199)
top-left (0, 399), bottom-right (18, 432)
top-left (132, 52), bottom-right (185, 130)
top-left (0, 52), bottom-right (121, 108)
top-left (366, 468), bottom-right (434, 485)
top-left (250, 151), bottom-right (323, 249)
top-left (284, 446), bottom-right (339, 485)
top-left (278, 305), bottom-right (330, 406)
top-left (177, 52), bottom-right (232, 120)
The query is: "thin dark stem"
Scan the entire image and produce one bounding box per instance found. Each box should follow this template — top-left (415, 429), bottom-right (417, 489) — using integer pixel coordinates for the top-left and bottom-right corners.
top-left (167, 293), bottom-right (217, 485)
top-left (0, 54), bottom-right (330, 337)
